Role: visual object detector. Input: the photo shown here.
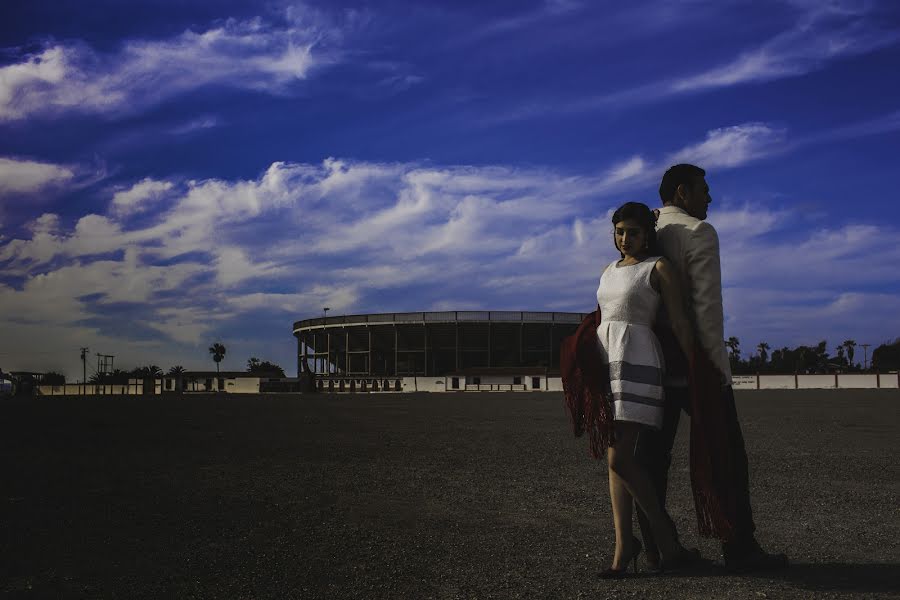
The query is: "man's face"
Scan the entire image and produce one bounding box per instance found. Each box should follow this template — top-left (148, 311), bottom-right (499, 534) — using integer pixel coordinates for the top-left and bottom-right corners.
top-left (680, 175), bottom-right (712, 220)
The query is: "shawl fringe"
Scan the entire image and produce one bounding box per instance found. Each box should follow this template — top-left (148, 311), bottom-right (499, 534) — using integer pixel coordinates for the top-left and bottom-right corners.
top-left (560, 310), bottom-right (612, 458)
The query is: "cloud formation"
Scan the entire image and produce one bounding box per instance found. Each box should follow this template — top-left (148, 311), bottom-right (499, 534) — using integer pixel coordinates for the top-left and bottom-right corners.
top-left (1, 121), bottom-right (896, 377)
top-left (671, 2), bottom-right (900, 93)
top-left (111, 178), bottom-right (174, 217)
top-left (0, 12), bottom-right (339, 122)
top-left (490, 0), bottom-right (900, 122)
top-left (0, 157), bottom-right (74, 196)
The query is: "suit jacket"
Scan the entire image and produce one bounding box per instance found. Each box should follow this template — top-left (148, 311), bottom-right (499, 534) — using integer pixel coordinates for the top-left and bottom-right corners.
top-left (655, 206), bottom-right (732, 385)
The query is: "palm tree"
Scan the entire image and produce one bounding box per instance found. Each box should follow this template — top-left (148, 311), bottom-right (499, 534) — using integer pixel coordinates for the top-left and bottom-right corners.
top-left (133, 365), bottom-right (163, 377)
top-left (167, 365), bottom-right (185, 376)
top-left (814, 340), bottom-right (828, 373)
top-left (42, 371), bottom-right (66, 385)
top-left (756, 342), bottom-right (770, 365)
top-left (725, 336), bottom-right (741, 360)
top-left (797, 346), bottom-right (809, 373)
top-left (209, 343), bottom-right (226, 373)
top-left (842, 340), bottom-right (856, 367)
top-left (835, 345), bottom-right (845, 366)
top-left (108, 369), bottom-right (130, 384)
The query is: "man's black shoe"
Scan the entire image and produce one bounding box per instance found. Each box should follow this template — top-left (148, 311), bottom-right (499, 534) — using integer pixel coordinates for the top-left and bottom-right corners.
top-left (723, 539), bottom-right (788, 572)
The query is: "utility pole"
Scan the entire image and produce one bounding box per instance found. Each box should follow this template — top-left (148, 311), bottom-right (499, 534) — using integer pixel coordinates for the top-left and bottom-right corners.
top-left (80, 347), bottom-right (89, 395)
top-left (861, 344), bottom-right (871, 371)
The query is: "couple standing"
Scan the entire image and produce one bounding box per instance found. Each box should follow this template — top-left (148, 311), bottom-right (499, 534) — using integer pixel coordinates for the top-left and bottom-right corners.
top-left (562, 164), bottom-right (788, 576)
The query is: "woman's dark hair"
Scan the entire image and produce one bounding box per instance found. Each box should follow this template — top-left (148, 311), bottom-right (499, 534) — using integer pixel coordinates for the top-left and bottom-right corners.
top-left (611, 201), bottom-right (659, 258)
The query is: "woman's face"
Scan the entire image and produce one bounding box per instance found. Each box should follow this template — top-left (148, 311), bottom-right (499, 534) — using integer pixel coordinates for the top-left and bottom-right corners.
top-left (614, 218), bottom-right (646, 257)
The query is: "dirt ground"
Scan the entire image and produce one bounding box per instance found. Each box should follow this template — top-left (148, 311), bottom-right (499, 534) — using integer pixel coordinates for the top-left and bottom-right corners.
top-left (1, 390), bottom-right (898, 599)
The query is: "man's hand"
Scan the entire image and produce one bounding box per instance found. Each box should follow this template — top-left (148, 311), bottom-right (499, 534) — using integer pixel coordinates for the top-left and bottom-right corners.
top-left (717, 368), bottom-right (729, 387)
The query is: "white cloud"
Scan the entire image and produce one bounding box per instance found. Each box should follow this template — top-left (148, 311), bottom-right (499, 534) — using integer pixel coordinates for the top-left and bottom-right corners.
top-left (724, 288), bottom-right (900, 351)
top-left (667, 123), bottom-right (787, 169)
top-left (0, 157), bottom-right (75, 196)
top-left (601, 156), bottom-right (646, 186)
top-left (670, 2), bottom-right (900, 93)
top-left (168, 116), bottom-right (220, 136)
top-left (1, 122), bottom-right (896, 378)
top-left (111, 178), bottom-right (174, 216)
top-left (713, 203), bottom-right (900, 350)
top-left (0, 12), bottom-right (339, 122)
top-left (228, 286), bottom-right (360, 314)
top-left (214, 247), bottom-right (285, 287)
top-left (491, 1), bottom-right (900, 122)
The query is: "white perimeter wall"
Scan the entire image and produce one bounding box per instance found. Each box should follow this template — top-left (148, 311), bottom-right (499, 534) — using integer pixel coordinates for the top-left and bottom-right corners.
top-left (798, 375), bottom-right (836, 389)
top-left (401, 376), bottom-right (548, 392)
top-left (37, 380), bottom-right (160, 395)
top-left (732, 373), bottom-right (898, 390)
top-left (227, 378), bottom-right (261, 393)
top-left (35, 372), bottom-right (900, 395)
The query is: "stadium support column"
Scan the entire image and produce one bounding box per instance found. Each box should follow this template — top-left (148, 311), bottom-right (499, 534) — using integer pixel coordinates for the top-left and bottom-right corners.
top-left (345, 329), bottom-right (350, 376)
top-left (305, 333), bottom-right (310, 374)
top-left (455, 320), bottom-right (459, 371)
top-left (423, 324), bottom-right (428, 377)
top-left (548, 324), bottom-right (553, 370)
top-left (297, 335), bottom-right (303, 377)
top-left (519, 321), bottom-right (524, 364)
top-left (367, 327), bottom-right (372, 376)
top-left (487, 321), bottom-right (492, 368)
top-left (326, 329), bottom-right (331, 375)
top-left (394, 325), bottom-right (399, 377)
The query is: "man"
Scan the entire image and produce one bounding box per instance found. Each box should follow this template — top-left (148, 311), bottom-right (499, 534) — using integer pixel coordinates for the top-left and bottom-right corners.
top-left (635, 163), bottom-right (787, 571)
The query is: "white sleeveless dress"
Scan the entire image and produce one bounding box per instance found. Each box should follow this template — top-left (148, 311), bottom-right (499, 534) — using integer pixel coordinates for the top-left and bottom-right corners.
top-left (595, 256), bottom-right (665, 429)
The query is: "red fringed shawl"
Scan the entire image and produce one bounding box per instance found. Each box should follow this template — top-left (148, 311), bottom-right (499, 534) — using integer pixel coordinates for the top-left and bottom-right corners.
top-left (560, 309), bottom-right (739, 540)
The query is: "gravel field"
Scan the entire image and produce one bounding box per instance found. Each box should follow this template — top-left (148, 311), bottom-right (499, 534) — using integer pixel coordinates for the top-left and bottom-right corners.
top-left (1, 390), bottom-right (898, 599)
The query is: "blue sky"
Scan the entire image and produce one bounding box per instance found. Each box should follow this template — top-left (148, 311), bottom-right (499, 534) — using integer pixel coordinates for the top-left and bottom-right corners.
top-left (2, 0), bottom-right (899, 378)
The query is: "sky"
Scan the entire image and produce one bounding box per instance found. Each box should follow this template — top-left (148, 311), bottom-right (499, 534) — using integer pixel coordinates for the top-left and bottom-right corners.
top-left (1, 0), bottom-right (900, 379)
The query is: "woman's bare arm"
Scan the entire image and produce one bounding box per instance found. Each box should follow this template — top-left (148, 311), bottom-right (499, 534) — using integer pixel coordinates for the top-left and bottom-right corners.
top-left (653, 258), bottom-right (695, 359)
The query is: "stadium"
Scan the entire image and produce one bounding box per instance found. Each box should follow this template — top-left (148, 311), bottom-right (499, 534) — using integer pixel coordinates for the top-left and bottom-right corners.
top-left (292, 310), bottom-right (585, 391)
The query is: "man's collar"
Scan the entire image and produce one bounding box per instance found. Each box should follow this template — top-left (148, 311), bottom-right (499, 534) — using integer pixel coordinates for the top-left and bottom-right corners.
top-left (659, 205), bottom-right (688, 215)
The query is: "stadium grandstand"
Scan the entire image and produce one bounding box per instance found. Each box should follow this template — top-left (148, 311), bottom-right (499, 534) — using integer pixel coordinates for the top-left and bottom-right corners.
top-left (292, 311), bottom-right (586, 391)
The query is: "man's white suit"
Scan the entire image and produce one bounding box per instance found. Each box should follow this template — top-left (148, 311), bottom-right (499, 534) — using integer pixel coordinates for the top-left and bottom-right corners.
top-left (655, 205), bottom-right (732, 385)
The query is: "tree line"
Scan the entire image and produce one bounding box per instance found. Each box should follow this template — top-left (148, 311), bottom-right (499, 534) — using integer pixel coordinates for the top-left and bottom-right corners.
top-left (41, 341), bottom-right (285, 385)
top-left (33, 336), bottom-right (900, 385)
top-left (726, 337), bottom-right (900, 374)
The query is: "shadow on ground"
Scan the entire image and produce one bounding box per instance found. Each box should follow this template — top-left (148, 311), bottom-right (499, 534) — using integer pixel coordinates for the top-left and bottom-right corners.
top-left (745, 562), bottom-right (900, 595)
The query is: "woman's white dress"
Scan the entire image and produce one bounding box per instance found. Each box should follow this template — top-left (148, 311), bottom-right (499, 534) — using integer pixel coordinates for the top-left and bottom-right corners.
top-left (595, 256), bottom-right (665, 429)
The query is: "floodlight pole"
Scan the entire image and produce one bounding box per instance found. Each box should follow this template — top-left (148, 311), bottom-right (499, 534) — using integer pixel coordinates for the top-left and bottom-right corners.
top-left (861, 344), bottom-right (871, 371)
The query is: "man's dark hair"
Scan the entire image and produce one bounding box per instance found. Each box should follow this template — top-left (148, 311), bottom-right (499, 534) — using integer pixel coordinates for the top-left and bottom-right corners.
top-left (611, 201), bottom-right (659, 258)
top-left (659, 163), bottom-right (705, 205)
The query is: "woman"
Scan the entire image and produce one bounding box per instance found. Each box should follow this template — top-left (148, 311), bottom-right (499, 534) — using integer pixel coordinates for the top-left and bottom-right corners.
top-left (595, 202), bottom-right (698, 577)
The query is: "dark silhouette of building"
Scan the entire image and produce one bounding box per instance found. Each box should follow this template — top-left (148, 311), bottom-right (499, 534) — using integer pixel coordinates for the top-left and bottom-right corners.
top-left (293, 310), bottom-right (585, 377)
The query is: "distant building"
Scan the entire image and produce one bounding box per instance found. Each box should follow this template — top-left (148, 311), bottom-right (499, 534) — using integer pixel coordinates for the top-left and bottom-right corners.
top-left (292, 310), bottom-right (585, 391)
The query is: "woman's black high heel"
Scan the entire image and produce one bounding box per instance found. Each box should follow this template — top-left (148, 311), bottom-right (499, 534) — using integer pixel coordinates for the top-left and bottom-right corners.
top-left (599, 536), bottom-right (643, 579)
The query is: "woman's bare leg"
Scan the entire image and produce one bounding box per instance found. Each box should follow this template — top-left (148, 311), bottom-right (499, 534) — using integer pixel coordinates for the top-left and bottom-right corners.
top-left (607, 458), bottom-right (634, 569)
top-left (608, 422), bottom-right (685, 560)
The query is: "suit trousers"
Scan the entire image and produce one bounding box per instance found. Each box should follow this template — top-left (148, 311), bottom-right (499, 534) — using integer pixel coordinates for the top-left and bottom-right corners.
top-left (634, 385), bottom-right (756, 555)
